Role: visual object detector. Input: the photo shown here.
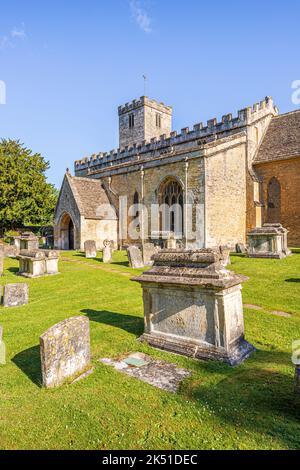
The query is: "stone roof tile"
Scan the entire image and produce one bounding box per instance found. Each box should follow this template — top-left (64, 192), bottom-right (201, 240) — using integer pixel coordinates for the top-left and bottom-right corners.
top-left (67, 174), bottom-right (114, 220)
top-left (254, 110), bottom-right (300, 164)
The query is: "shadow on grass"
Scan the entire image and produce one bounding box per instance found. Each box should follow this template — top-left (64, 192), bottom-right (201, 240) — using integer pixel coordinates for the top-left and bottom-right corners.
top-left (285, 278), bottom-right (300, 283)
top-left (185, 349), bottom-right (300, 449)
top-left (74, 253), bottom-right (105, 263)
top-left (12, 345), bottom-right (42, 387)
top-left (111, 261), bottom-right (130, 267)
top-left (82, 309), bottom-right (144, 336)
top-left (8, 267), bottom-right (19, 274)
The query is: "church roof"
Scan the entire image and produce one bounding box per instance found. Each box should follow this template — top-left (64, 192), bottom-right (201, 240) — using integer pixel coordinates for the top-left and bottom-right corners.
top-left (66, 174), bottom-right (115, 220)
top-left (254, 110), bottom-right (300, 164)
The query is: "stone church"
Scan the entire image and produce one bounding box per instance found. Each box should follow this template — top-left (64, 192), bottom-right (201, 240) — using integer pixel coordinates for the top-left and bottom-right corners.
top-left (54, 95), bottom-right (300, 250)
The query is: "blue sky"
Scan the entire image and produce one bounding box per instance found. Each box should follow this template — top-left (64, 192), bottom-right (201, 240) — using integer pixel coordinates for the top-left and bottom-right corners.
top-left (0, 0), bottom-right (299, 188)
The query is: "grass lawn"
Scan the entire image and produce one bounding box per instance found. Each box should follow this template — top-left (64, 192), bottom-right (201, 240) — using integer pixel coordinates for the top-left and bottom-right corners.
top-left (0, 250), bottom-right (300, 450)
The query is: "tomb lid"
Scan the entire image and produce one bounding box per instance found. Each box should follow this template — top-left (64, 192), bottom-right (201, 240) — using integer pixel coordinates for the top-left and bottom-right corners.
top-left (18, 249), bottom-right (45, 259)
top-left (132, 249), bottom-right (247, 289)
top-left (248, 224), bottom-right (288, 236)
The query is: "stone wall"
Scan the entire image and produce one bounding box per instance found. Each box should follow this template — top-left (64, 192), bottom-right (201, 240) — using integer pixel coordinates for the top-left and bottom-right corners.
top-left (205, 136), bottom-right (247, 247)
top-left (254, 157), bottom-right (300, 246)
top-left (80, 219), bottom-right (118, 251)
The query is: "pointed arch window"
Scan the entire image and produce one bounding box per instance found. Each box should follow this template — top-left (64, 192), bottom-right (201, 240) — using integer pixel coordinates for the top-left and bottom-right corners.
top-left (159, 179), bottom-right (184, 236)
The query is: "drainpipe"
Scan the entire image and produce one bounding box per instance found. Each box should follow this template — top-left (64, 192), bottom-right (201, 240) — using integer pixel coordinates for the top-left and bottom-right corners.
top-left (107, 176), bottom-right (118, 197)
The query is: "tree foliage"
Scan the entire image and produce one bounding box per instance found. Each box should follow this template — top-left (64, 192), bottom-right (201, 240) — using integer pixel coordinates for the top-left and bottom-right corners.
top-left (0, 139), bottom-right (58, 230)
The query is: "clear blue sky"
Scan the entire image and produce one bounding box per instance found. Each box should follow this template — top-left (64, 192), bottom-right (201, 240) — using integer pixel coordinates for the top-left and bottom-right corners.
top-left (0, 0), bottom-right (299, 188)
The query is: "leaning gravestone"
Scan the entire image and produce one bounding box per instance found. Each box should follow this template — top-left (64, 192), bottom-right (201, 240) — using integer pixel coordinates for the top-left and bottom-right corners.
top-left (102, 240), bottom-right (112, 263)
top-left (3, 283), bottom-right (29, 308)
top-left (84, 240), bottom-right (97, 259)
top-left (127, 245), bottom-right (144, 269)
top-left (236, 243), bottom-right (246, 254)
top-left (40, 316), bottom-right (91, 388)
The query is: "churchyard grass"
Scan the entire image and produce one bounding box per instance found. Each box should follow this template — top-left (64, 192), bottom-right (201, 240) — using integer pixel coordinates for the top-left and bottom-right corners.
top-left (0, 250), bottom-right (300, 450)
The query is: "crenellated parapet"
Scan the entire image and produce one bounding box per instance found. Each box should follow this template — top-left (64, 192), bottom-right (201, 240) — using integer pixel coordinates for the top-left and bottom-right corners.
top-left (75, 97), bottom-right (278, 176)
top-left (118, 96), bottom-right (172, 116)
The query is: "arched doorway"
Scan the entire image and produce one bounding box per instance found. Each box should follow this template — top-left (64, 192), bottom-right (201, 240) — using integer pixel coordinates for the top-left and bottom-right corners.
top-left (267, 177), bottom-right (281, 223)
top-left (158, 178), bottom-right (184, 237)
top-left (58, 213), bottom-right (76, 250)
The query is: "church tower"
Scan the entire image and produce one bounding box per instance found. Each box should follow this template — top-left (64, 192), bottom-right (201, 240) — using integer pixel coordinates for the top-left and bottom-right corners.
top-left (118, 96), bottom-right (172, 149)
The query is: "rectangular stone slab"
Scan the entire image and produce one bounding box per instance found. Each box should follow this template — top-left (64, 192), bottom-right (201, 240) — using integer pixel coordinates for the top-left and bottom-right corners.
top-left (3, 283), bottom-right (29, 308)
top-left (84, 240), bottom-right (97, 259)
top-left (127, 246), bottom-right (144, 268)
top-left (40, 316), bottom-right (91, 388)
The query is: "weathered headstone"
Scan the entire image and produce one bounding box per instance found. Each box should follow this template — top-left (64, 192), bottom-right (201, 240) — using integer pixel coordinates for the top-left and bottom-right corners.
top-left (102, 240), bottom-right (112, 263)
top-left (236, 243), bottom-right (246, 254)
top-left (219, 245), bottom-right (231, 266)
top-left (3, 283), bottom-right (29, 308)
top-left (84, 240), bottom-right (97, 259)
top-left (0, 325), bottom-right (5, 365)
top-left (40, 316), bottom-right (91, 388)
top-left (127, 245), bottom-right (144, 268)
top-left (0, 244), bottom-right (4, 276)
top-left (142, 243), bottom-right (161, 266)
top-left (132, 249), bottom-right (255, 366)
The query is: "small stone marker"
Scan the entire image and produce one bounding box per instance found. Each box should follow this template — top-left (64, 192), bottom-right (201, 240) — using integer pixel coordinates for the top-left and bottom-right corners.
top-left (127, 245), bottom-right (144, 268)
top-left (84, 240), bottom-right (97, 259)
top-left (3, 283), bottom-right (29, 308)
top-left (102, 240), bottom-right (112, 263)
top-left (0, 325), bottom-right (5, 365)
top-left (40, 316), bottom-right (91, 388)
top-left (101, 352), bottom-right (191, 393)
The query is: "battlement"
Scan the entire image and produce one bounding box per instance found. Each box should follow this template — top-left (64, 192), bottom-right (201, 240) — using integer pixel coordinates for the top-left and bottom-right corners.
top-left (118, 96), bottom-right (172, 116)
top-left (75, 97), bottom-right (278, 175)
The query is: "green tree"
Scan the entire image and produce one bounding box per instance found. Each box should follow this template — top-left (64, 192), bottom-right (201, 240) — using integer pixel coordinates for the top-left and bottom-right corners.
top-left (0, 139), bottom-right (58, 230)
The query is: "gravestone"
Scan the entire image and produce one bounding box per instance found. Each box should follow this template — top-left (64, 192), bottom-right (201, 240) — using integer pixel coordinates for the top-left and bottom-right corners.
top-left (0, 244), bottom-right (4, 276)
top-left (0, 325), bottom-right (5, 365)
top-left (84, 240), bottom-right (97, 259)
top-left (132, 249), bottom-right (255, 366)
top-left (219, 245), bottom-right (231, 267)
top-left (3, 283), bottom-right (29, 308)
top-left (127, 245), bottom-right (144, 269)
top-left (40, 316), bottom-right (91, 388)
top-left (236, 243), bottom-right (246, 254)
top-left (102, 240), bottom-right (112, 263)
top-left (142, 243), bottom-right (161, 266)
